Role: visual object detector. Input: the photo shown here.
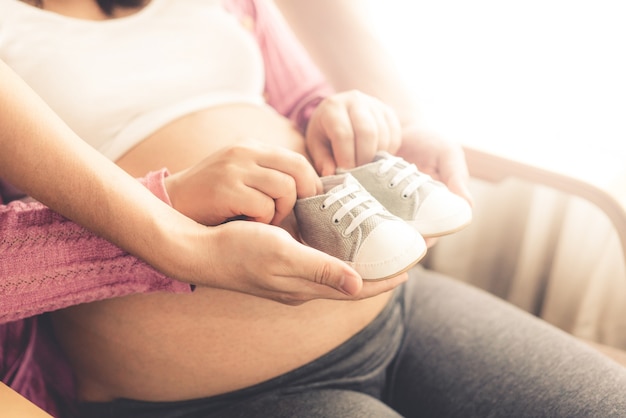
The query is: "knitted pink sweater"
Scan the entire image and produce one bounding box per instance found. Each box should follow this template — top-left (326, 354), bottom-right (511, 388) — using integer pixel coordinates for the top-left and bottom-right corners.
top-left (0, 170), bottom-right (192, 417)
top-left (0, 170), bottom-right (190, 324)
top-left (0, 0), bottom-right (331, 415)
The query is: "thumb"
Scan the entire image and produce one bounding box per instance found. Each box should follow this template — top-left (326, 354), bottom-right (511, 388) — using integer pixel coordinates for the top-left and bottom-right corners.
top-left (297, 244), bottom-right (363, 296)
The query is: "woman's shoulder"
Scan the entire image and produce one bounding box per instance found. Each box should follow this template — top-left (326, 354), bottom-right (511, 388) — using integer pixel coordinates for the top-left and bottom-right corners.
top-left (0, 1), bottom-right (43, 21)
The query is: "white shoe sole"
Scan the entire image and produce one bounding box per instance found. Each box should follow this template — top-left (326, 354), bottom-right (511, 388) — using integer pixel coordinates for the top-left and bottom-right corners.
top-left (409, 210), bottom-right (473, 238)
top-left (348, 228), bottom-right (427, 281)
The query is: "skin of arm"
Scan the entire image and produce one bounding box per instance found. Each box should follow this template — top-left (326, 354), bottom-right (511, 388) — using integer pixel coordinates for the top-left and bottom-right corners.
top-left (274, 0), bottom-right (473, 204)
top-left (0, 58), bottom-right (410, 304)
top-left (0, 59), bottom-right (201, 275)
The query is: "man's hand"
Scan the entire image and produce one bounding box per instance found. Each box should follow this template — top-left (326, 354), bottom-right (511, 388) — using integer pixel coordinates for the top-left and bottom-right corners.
top-left (200, 220), bottom-right (407, 305)
top-left (165, 140), bottom-right (322, 227)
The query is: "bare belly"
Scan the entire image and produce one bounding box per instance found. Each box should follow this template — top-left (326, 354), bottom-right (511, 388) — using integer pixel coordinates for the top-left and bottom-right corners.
top-left (51, 104), bottom-right (392, 402)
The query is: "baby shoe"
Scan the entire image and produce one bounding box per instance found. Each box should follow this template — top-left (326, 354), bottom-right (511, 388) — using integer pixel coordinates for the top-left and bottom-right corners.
top-left (294, 173), bottom-right (426, 281)
top-left (337, 152), bottom-right (472, 237)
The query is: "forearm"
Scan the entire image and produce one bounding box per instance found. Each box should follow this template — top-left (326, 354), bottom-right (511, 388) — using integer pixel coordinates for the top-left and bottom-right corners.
top-left (0, 170), bottom-right (193, 324)
top-left (0, 59), bottom-right (203, 278)
top-left (274, 0), bottom-right (421, 128)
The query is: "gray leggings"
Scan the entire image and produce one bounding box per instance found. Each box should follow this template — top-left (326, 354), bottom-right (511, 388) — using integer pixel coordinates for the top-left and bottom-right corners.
top-left (80, 267), bottom-right (626, 417)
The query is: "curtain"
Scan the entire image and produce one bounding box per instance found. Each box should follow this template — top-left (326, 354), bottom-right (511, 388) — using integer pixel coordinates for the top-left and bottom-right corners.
top-left (423, 178), bottom-right (626, 349)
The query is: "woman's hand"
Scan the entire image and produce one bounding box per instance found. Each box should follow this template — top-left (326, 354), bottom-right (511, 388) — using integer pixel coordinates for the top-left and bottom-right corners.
top-left (305, 90), bottom-right (402, 176)
top-left (161, 139), bottom-right (408, 304)
top-left (165, 140), bottom-right (322, 227)
top-left (197, 220), bottom-right (407, 304)
top-left (397, 126), bottom-right (473, 206)
top-left (396, 126), bottom-right (474, 248)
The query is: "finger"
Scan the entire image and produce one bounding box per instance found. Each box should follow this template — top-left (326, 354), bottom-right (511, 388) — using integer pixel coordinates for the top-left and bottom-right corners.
top-left (235, 188), bottom-right (277, 224)
top-left (245, 168), bottom-right (297, 226)
top-left (358, 272), bottom-right (409, 299)
top-left (382, 105), bottom-right (403, 154)
top-left (319, 102), bottom-right (357, 170)
top-left (448, 172), bottom-right (474, 207)
top-left (255, 145), bottom-right (322, 198)
top-left (285, 243), bottom-right (363, 296)
top-left (348, 103), bottom-right (379, 166)
top-left (370, 106), bottom-right (390, 156)
top-left (424, 237), bottom-right (439, 249)
top-left (439, 146), bottom-right (474, 206)
top-left (305, 133), bottom-right (337, 177)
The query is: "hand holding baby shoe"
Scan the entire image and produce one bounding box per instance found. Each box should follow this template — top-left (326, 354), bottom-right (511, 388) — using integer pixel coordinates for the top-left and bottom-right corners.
top-left (338, 152), bottom-right (473, 237)
top-left (166, 140), bottom-right (321, 227)
top-left (305, 90), bottom-right (402, 177)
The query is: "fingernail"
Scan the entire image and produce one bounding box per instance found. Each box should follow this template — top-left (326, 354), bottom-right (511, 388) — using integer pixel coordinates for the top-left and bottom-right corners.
top-left (339, 273), bottom-right (361, 296)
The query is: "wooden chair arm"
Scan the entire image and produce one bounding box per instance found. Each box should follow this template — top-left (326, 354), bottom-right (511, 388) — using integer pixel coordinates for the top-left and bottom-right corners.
top-left (463, 145), bottom-right (626, 268)
top-left (0, 382), bottom-right (53, 417)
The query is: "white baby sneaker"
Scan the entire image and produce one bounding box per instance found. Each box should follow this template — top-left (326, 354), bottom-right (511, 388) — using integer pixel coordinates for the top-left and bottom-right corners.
top-left (338, 152), bottom-right (472, 237)
top-left (294, 173), bottom-right (426, 281)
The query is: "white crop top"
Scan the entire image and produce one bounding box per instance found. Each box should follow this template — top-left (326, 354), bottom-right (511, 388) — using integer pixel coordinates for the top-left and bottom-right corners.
top-left (0, 0), bottom-right (266, 160)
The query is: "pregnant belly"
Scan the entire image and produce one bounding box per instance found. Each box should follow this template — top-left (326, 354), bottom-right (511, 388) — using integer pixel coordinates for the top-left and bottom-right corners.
top-left (51, 103), bottom-right (392, 402)
top-left (115, 103), bottom-right (307, 176)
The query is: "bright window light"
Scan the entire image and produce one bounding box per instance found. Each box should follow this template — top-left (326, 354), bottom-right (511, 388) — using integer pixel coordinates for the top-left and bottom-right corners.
top-left (367, 0), bottom-right (626, 160)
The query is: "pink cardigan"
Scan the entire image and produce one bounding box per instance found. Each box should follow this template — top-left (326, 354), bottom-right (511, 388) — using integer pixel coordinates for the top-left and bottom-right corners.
top-left (0, 0), bottom-right (332, 415)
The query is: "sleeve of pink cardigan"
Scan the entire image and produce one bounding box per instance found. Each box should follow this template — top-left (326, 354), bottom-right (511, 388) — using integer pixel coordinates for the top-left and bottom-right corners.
top-left (224, 0), bottom-right (334, 134)
top-left (0, 169), bottom-right (191, 324)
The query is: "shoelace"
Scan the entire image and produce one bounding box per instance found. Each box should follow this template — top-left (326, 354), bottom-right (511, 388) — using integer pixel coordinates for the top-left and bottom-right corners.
top-left (322, 183), bottom-right (384, 235)
top-left (378, 156), bottom-right (431, 198)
